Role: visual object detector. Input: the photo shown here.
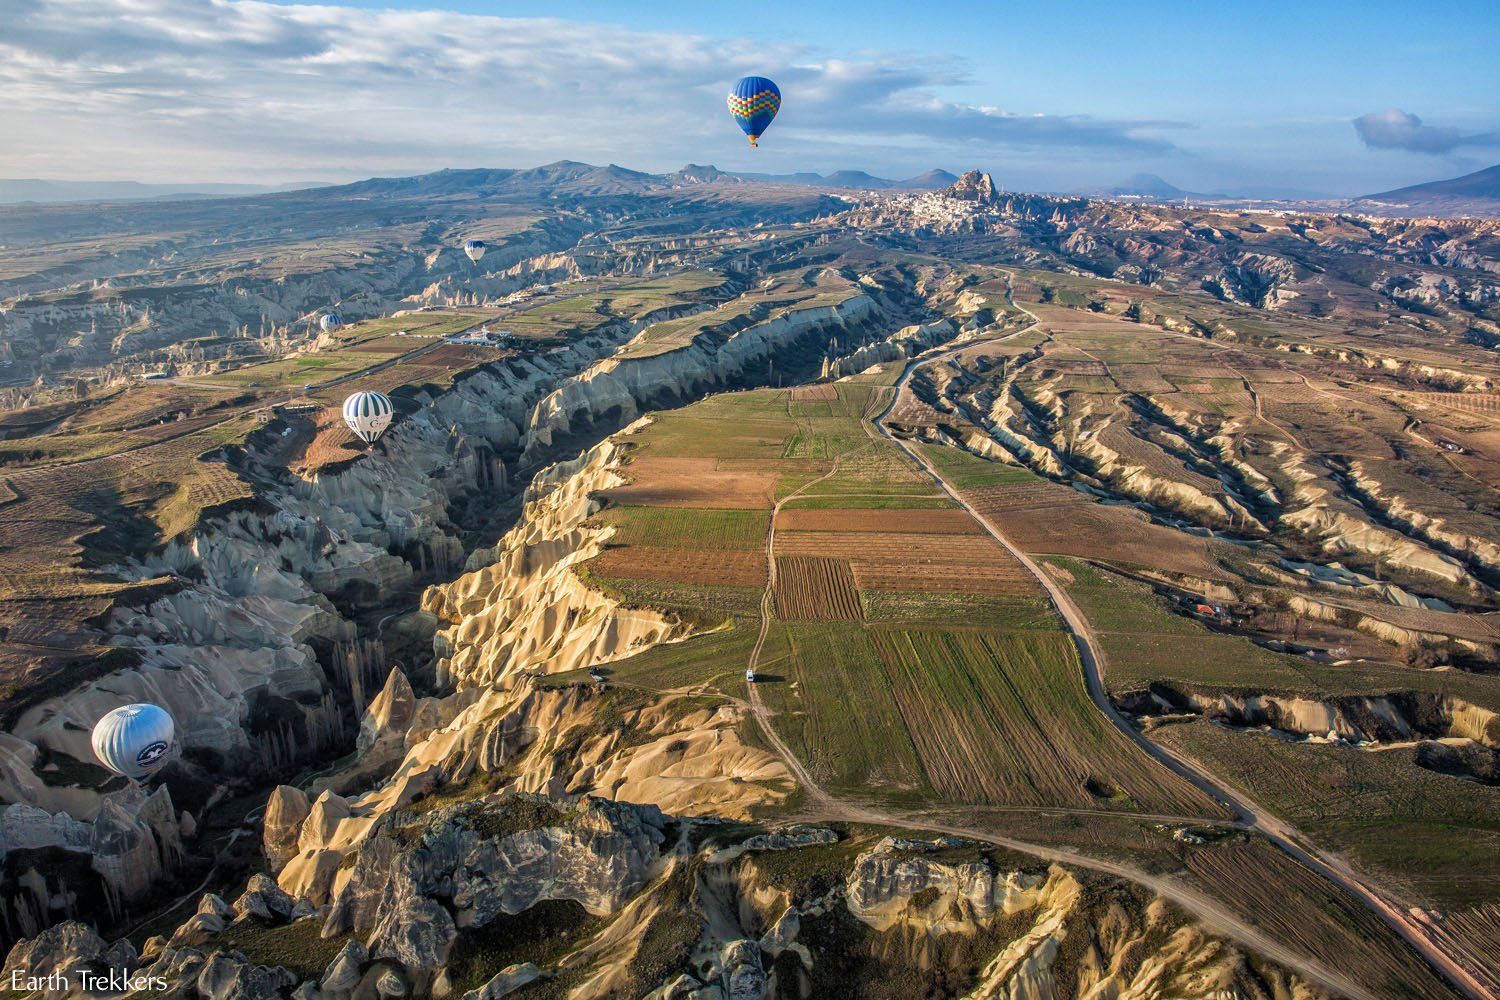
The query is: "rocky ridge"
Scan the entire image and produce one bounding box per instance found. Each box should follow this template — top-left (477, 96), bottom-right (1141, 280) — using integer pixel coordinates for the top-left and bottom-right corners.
top-left (2, 820), bottom-right (1337, 1000)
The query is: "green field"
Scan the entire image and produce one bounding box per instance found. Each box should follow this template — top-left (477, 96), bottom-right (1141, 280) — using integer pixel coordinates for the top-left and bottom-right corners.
top-left (598, 506), bottom-right (769, 550)
top-left (1155, 718), bottom-right (1500, 909)
top-left (917, 443), bottom-right (1042, 490)
top-left (1050, 557), bottom-right (1500, 710)
top-left (1038, 555), bottom-right (1500, 913)
top-left (757, 624), bottom-right (1221, 813)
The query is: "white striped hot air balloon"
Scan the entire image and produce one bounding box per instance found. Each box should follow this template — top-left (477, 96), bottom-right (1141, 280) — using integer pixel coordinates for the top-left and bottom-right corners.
top-left (320, 312), bottom-right (344, 332)
top-left (92, 704), bottom-right (176, 781)
top-left (463, 239), bottom-right (486, 263)
top-left (342, 390), bottom-right (394, 445)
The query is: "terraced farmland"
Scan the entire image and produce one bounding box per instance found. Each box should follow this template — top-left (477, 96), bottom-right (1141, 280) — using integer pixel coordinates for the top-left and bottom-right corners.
top-left (1409, 392), bottom-right (1500, 417)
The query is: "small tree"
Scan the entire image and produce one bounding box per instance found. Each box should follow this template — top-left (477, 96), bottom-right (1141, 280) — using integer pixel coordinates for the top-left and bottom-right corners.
top-left (1398, 638), bottom-right (1448, 669)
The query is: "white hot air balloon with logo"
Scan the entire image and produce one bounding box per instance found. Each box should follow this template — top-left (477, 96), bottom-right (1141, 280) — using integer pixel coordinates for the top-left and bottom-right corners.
top-left (463, 239), bottom-right (486, 263)
top-left (92, 704), bottom-right (176, 781)
top-left (342, 390), bottom-right (394, 445)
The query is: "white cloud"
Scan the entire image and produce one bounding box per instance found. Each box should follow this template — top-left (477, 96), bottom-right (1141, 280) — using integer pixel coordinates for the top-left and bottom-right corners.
top-left (1352, 108), bottom-right (1499, 155)
top-left (0, 0), bottom-right (1183, 182)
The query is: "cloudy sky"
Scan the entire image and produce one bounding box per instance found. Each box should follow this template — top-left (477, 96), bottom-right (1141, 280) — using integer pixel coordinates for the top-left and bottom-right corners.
top-left (3, 0), bottom-right (1498, 196)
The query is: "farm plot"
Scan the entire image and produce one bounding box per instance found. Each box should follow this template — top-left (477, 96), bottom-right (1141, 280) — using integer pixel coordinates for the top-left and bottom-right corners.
top-left (794, 446), bottom-right (935, 498)
top-left (1408, 392), bottom-right (1500, 419)
top-left (916, 444), bottom-right (1041, 492)
top-left (1040, 359), bottom-right (1110, 379)
top-left (777, 508), bottom-right (974, 534)
top-left (754, 623), bottom-right (930, 795)
top-left (885, 392), bottom-right (946, 429)
top-left (1002, 499), bottom-right (1232, 580)
top-left (774, 556), bottom-right (862, 620)
top-left (1053, 558), bottom-right (1500, 711)
top-left (861, 628), bottom-right (1221, 813)
top-left (776, 531), bottom-right (1036, 596)
top-left (288, 413), bottom-right (357, 472)
top-left (0, 410), bottom-right (264, 714)
top-left (589, 546), bottom-right (766, 589)
top-left (1155, 718), bottom-right (1500, 910)
top-left (1441, 905), bottom-right (1500, 989)
top-left (961, 480), bottom-right (1088, 515)
top-left (602, 458), bottom-right (778, 509)
top-left (598, 506), bottom-right (769, 550)
top-left (1110, 365), bottom-right (1177, 394)
top-left (1180, 841), bottom-right (1457, 1000)
top-left (790, 383), bottom-right (838, 402)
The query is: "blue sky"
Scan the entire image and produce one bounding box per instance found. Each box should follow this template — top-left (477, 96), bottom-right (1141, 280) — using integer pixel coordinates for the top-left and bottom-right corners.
top-left (4, 0), bottom-right (1498, 195)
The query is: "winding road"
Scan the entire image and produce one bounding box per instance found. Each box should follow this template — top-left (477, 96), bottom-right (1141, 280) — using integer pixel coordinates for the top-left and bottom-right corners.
top-left (743, 283), bottom-right (1493, 1000)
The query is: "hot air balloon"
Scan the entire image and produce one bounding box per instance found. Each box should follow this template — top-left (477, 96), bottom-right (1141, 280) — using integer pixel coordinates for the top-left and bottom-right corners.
top-left (464, 239), bottom-right (486, 263)
top-left (320, 312), bottom-right (344, 333)
top-left (727, 76), bottom-right (781, 147)
top-left (342, 390), bottom-right (394, 445)
top-left (92, 704), bottom-right (176, 781)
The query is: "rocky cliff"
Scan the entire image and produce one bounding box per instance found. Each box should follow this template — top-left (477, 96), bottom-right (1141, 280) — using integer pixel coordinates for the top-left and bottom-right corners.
top-left (0, 819), bottom-right (1337, 1000)
top-left (0, 271), bottom-right (910, 947)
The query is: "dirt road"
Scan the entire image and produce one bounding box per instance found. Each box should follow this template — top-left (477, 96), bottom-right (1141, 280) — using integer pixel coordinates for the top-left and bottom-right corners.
top-left (870, 290), bottom-right (1493, 1000)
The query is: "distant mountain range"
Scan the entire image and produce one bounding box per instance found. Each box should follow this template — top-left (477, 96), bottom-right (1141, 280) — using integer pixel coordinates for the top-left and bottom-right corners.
top-left (674, 165), bottom-right (959, 190)
top-left (1093, 165), bottom-right (1500, 216)
top-left (0, 164), bottom-right (962, 207)
top-left (11, 162), bottom-right (1495, 218)
top-left (1084, 174), bottom-right (1334, 203)
top-left (1356, 164), bottom-right (1500, 214)
top-left (1090, 173), bottom-right (1196, 200)
top-left (0, 178), bottom-right (325, 205)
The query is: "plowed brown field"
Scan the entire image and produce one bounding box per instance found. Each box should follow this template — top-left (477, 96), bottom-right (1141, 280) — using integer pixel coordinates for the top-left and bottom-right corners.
top-left (963, 481), bottom-right (1091, 514)
top-left (774, 556), bottom-right (862, 620)
top-left (602, 457), bottom-right (777, 509)
top-left (790, 383), bottom-right (839, 401)
top-left (778, 530), bottom-right (1036, 596)
top-left (778, 508), bottom-right (976, 534)
top-left (590, 546), bottom-right (766, 588)
top-left (959, 480), bottom-right (1231, 579)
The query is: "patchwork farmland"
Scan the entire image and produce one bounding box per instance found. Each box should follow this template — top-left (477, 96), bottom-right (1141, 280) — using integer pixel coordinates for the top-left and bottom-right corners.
top-left (582, 378), bottom-right (1223, 819)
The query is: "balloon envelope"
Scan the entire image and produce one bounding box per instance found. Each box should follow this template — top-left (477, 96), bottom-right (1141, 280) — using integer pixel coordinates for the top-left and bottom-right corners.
top-left (464, 239), bottom-right (486, 262)
top-left (319, 313), bottom-right (344, 332)
top-left (92, 704), bottom-right (175, 780)
top-left (727, 76), bottom-right (781, 146)
top-left (343, 390), bottom-right (394, 444)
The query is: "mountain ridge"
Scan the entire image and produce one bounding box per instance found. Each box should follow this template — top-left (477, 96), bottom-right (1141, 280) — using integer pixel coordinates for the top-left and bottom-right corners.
top-left (0, 163), bottom-right (963, 207)
top-left (1360, 163), bottom-right (1500, 206)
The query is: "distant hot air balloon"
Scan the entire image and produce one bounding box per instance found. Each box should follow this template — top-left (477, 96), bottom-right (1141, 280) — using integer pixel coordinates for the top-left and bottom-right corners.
top-left (319, 312), bottom-right (344, 333)
top-left (342, 390), bottom-right (394, 445)
top-left (727, 76), bottom-right (781, 147)
top-left (464, 239), bottom-right (486, 263)
top-left (92, 704), bottom-right (176, 781)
